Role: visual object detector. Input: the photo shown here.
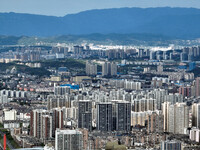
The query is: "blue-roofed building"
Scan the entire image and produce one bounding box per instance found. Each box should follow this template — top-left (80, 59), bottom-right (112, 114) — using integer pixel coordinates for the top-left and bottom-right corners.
top-left (60, 84), bottom-right (79, 90)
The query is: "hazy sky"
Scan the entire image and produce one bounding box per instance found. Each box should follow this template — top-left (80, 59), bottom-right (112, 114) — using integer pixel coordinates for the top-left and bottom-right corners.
top-left (1, 0), bottom-right (200, 16)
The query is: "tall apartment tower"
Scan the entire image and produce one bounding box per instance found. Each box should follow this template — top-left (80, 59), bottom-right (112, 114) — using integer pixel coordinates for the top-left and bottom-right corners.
top-left (102, 62), bottom-right (108, 76)
top-left (30, 109), bottom-right (64, 140)
top-left (138, 49), bottom-right (144, 58)
top-left (150, 51), bottom-right (156, 60)
top-left (54, 86), bottom-right (70, 95)
top-left (133, 99), bottom-right (155, 112)
top-left (111, 62), bottom-right (117, 76)
top-left (52, 108), bottom-right (64, 137)
top-left (55, 129), bottom-right (83, 150)
top-left (115, 101), bottom-right (131, 131)
top-left (42, 114), bottom-right (53, 140)
top-left (30, 109), bottom-right (46, 139)
top-left (78, 100), bottom-right (92, 131)
top-left (162, 102), bottom-right (170, 132)
top-left (85, 61), bottom-right (97, 76)
top-left (97, 103), bottom-right (113, 131)
top-left (195, 77), bottom-right (200, 97)
top-left (154, 89), bottom-right (168, 110)
top-left (102, 62), bottom-right (117, 76)
top-left (167, 103), bottom-right (189, 134)
top-left (73, 46), bottom-right (83, 55)
top-left (47, 95), bottom-right (71, 110)
top-left (147, 111), bottom-right (164, 133)
top-left (180, 52), bottom-right (188, 62)
top-left (192, 103), bottom-right (200, 128)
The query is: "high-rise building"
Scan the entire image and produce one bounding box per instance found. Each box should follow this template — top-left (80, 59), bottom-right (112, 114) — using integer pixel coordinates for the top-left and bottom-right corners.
top-left (179, 86), bottom-right (192, 98)
top-left (180, 52), bottom-right (188, 62)
top-left (145, 49), bottom-right (150, 57)
top-left (150, 51), bottom-right (156, 60)
top-left (164, 93), bottom-right (184, 104)
top-left (97, 103), bottom-right (113, 131)
top-left (102, 62), bottom-right (108, 76)
top-left (85, 61), bottom-right (97, 76)
top-left (54, 86), bottom-right (70, 95)
top-left (133, 99), bottom-right (155, 112)
top-left (30, 109), bottom-right (46, 139)
top-left (52, 108), bottom-right (64, 137)
top-left (115, 101), bottom-right (131, 131)
top-left (78, 100), bottom-right (92, 131)
top-left (161, 140), bottom-right (181, 150)
top-left (131, 111), bottom-right (150, 127)
top-left (195, 77), bottom-right (200, 97)
top-left (169, 53), bottom-right (173, 60)
top-left (164, 103), bottom-right (189, 134)
top-left (154, 89), bottom-right (168, 110)
top-left (30, 109), bottom-right (64, 140)
top-left (192, 103), bottom-right (200, 128)
top-left (162, 102), bottom-right (170, 132)
top-left (47, 95), bottom-right (71, 110)
top-left (147, 111), bottom-right (164, 133)
top-left (102, 62), bottom-right (117, 76)
top-left (73, 46), bottom-right (83, 55)
top-left (111, 62), bottom-right (117, 76)
top-left (138, 49), bottom-right (144, 58)
top-left (42, 114), bottom-right (52, 140)
top-left (163, 51), bottom-right (168, 60)
top-left (55, 129), bottom-right (83, 150)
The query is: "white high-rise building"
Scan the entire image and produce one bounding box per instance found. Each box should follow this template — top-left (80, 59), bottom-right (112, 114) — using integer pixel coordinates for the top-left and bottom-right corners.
top-left (111, 62), bottom-right (117, 76)
top-left (162, 102), bottom-right (170, 132)
top-left (85, 61), bottom-right (97, 76)
top-left (154, 89), bottom-right (168, 110)
top-left (102, 61), bottom-right (117, 76)
top-left (164, 103), bottom-right (189, 134)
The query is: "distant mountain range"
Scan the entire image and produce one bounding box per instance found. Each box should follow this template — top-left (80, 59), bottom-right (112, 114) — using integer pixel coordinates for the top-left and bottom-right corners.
top-left (1, 7), bottom-right (200, 38)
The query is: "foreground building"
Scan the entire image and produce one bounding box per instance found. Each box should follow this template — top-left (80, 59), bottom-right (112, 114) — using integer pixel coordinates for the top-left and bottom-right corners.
top-left (55, 129), bottom-right (83, 150)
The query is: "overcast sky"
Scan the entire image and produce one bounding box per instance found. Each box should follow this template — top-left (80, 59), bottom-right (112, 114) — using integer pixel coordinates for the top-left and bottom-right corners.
top-left (0, 0), bottom-right (200, 16)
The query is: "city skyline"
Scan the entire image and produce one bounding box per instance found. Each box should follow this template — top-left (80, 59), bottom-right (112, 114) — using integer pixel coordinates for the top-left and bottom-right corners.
top-left (1, 1), bottom-right (200, 149)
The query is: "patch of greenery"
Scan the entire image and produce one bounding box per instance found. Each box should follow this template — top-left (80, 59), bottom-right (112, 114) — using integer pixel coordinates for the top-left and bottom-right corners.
top-left (0, 129), bottom-right (20, 149)
top-left (0, 36), bottom-right (21, 45)
top-left (41, 59), bottom-right (85, 70)
top-left (0, 123), bottom-right (3, 128)
top-left (0, 62), bottom-right (51, 77)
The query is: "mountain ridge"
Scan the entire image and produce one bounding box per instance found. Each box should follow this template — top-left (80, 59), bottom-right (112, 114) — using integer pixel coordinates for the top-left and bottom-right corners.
top-left (0, 7), bottom-right (200, 38)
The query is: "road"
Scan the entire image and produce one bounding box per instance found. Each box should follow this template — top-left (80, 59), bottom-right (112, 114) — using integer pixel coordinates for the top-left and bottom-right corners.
top-left (0, 143), bottom-right (3, 150)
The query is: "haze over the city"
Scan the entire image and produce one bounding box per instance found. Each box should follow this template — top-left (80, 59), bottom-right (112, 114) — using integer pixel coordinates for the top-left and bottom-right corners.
top-left (0, 0), bottom-right (200, 16)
